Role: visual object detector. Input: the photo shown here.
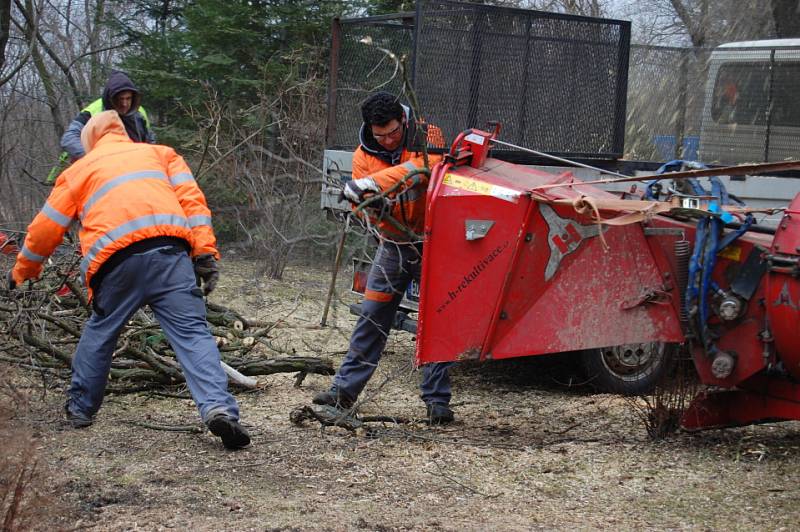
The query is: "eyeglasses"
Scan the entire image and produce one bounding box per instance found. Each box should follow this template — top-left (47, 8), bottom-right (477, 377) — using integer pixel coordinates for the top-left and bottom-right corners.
top-left (372, 123), bottom-right (403, 140)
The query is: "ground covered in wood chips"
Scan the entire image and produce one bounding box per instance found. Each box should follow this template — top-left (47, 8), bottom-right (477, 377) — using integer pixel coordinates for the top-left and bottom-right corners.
top-left (5, 257), bottom-right (800, 531)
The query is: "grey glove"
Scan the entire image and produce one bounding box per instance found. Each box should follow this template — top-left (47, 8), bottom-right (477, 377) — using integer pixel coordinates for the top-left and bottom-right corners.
top-left (6, 270), bottom-right (16, 290)
top-left (193, 254), bottom-right (219, 295)
top-left (342, 177), bottom-right (380, 205)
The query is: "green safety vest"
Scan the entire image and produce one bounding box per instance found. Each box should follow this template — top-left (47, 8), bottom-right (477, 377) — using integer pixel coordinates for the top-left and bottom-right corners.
top-left (47, 100), bottom-right (152, 183)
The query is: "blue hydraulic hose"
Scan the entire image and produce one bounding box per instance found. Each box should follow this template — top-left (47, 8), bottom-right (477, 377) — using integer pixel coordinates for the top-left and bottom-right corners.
top-left (710, 176), bottom-right (722, 202)
top-left (650, 159), bottom-right (753, 354)
top-left (685, 217), bottom-right (708, 319)
top-left (710, 176), bottom-right (729, 205)
top-left (686, 177), bottom-right (707, 196)
top-left (718, 213), bottom-right (755, 250)
top-left (699, 217), bottom-right (722, 346)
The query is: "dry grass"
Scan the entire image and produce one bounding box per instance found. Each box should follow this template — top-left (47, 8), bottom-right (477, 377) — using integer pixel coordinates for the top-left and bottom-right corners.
top-left (0, 370), bottom-right (58, 531)
top-left (3, 256), bottom-right (800, 531)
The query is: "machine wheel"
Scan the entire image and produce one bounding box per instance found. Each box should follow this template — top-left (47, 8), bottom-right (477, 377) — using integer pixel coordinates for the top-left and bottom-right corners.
top-left (580, 342), bottom-right (676, 395)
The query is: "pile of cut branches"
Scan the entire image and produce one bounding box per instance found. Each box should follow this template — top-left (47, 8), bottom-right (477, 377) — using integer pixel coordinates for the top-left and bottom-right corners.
top-left (0, 239), bottom-right (333, 392)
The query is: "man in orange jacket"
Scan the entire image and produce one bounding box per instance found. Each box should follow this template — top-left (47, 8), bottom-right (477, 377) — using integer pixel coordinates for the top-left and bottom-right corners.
top-left (313, 91), bottom-right (455, 424)
top-left (7, 111), bottom-right (250, 449)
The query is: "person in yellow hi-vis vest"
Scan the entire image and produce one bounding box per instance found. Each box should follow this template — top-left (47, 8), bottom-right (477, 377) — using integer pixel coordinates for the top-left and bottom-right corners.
top-left (48, 70), bottom-right (156, 182)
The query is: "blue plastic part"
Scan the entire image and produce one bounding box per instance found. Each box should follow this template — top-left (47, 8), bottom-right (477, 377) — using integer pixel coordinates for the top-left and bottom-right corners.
top-left (646, 160), bottom-right (710, 200)
top-left (718, 213), bottom-right (754, 250)
top-left (682, 136), bottom-right (700, 160)
top-left (652, 136), bottom-right (700, 161)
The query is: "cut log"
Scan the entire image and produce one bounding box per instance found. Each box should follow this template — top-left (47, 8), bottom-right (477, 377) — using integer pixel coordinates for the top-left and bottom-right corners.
top-left (221, 361), bottom-right (258, 389)
top-left (236, 356), bottom-right (334, 377)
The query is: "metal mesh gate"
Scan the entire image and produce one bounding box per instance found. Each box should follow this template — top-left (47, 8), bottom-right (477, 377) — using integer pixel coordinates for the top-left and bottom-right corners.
top-left (326, 2), bottom-right (800, 167)
top-left (326, 13), bottom-right (415, 151)
top-left (326, 0), bottom-right (631, 160)
top-left (413, 1), bottom-right (629, 159)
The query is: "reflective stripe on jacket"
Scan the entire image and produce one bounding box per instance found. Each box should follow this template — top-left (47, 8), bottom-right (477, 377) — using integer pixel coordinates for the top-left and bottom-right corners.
top-left (352, 124), bottom-right (444, 240)
top-left (14, 117), bottom-right (216, 299)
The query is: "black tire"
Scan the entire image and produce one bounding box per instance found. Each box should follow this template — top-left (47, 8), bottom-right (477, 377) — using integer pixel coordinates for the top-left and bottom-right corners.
top-left (580, 342), bottom-right (677, 395)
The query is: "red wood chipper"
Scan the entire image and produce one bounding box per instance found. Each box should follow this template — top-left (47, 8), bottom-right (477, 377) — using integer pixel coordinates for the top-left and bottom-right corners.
top-left (415, 128), bottom-right (800, 430)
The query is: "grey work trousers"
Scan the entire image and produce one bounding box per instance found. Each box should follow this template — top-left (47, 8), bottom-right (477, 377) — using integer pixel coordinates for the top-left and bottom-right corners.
top-left (67, 245), bottom-right (239, 422)
top-left (333, 242), bottom-right (452, 405)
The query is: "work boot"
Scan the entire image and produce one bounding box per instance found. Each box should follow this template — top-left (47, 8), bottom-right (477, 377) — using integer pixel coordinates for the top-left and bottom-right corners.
top-left (64, 400), bottom-right (93, 429)
top-left (312, 387), bottom-right (355, 409)
top-left (207, 414), bottom-right (251, 450)
top-left (426, 403), bottom-right (454, 425)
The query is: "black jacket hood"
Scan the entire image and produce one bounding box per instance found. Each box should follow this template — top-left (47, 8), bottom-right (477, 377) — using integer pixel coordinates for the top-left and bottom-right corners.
top-left (102, 71), bottom-right (142, 116)
top-left (358, 104), bottom-right (414, 166)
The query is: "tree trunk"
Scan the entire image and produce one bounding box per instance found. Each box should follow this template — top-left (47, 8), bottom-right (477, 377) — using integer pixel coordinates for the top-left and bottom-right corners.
top-left (20, 0), bottom-right (64, 138)
top-left (670, 0), bottom-right (709, 48)
top-left (88, 0), bottom-right (105, 95)
top-left (0, 0), bottom-right (10, 72)
top-left (772, 0), bottom-right (800, 37)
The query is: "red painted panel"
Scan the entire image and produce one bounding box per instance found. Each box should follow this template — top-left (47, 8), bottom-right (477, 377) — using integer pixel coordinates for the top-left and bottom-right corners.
top-left (416, 160), bottom-right (684, 364)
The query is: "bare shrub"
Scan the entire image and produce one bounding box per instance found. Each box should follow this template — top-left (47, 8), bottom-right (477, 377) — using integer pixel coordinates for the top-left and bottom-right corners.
top-left (179, 50), bottom-right (336, 279)
top-left (625, 352), bottom-right (699, 440)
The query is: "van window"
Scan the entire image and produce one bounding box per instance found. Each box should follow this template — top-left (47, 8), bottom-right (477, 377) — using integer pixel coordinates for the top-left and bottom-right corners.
top-left (712, 62), bottom-right (800, 127)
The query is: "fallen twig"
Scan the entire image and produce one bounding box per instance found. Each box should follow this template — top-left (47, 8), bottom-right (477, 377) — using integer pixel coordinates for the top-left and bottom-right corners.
top-left (289, 405), bottom-right (414, 432)
top-left (119, 420), bottom-right (205, 433)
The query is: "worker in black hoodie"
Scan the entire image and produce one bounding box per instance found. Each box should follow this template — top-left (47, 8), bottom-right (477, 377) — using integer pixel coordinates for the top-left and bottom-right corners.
top-left (50, 71), bottom-right (156, 180)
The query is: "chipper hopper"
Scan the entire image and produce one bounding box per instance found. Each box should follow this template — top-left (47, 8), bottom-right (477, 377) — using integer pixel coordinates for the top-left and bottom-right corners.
top-left (415, 128), bottom-right (800, 430)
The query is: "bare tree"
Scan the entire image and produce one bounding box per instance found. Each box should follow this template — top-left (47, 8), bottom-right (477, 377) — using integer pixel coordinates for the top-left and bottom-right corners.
top-left (618, 0), bottom-right (775, 47)
top-left (0, 0), bottom-right (10, 72)
top-left (0, 0), bottom-right (137, 237)
top-left (493, 0), bottom-right (606, 17)
top-left (772, 0), bottom-right (800, 37)
top-left (87, 0), bottom-right (104, 95)
top-left (669, 0), bottom-right (708, 46)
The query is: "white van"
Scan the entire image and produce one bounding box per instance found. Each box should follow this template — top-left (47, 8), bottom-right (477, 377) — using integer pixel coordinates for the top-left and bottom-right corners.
top-left (699, 39), bottom-right (800, 166)
top-left (696, 39), bottom-right (800, 222)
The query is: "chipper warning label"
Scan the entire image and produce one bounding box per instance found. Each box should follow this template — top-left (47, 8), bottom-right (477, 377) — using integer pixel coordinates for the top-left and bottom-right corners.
top-left (443, 174), bottom-right (520, 203)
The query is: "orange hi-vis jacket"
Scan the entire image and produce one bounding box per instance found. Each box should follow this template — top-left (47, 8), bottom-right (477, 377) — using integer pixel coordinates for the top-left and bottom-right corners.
top-left (12, 116), bottom-right (218, 300)
top-left (352, 122), bottom-right (444, 241)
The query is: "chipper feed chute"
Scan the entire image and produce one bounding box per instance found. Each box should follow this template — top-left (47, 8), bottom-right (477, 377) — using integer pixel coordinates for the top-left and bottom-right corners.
top-left (415, 158), bottom-right (684, 363)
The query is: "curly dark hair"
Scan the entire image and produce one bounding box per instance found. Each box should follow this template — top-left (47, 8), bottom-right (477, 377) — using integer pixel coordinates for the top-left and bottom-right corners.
top-left (360, 91), bottom-right (404, 126)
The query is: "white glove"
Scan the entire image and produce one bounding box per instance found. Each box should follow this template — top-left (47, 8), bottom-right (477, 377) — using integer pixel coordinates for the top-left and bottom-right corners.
top-left (343, 177), bottom-right (380, 204)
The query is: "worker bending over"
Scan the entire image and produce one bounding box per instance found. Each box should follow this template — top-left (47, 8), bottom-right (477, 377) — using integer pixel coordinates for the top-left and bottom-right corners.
top-left (9, 111), bottom-right (249, 450)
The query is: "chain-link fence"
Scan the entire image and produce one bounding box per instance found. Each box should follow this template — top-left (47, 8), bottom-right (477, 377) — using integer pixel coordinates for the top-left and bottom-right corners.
top-left (625, 45), bottom-right (709, 162)
top-left (696, 43), bottom-right (800, 165)
top-left (327, 1), bottom-right (800, 167)
top-left (627, 42), bottom-right (800, 165)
